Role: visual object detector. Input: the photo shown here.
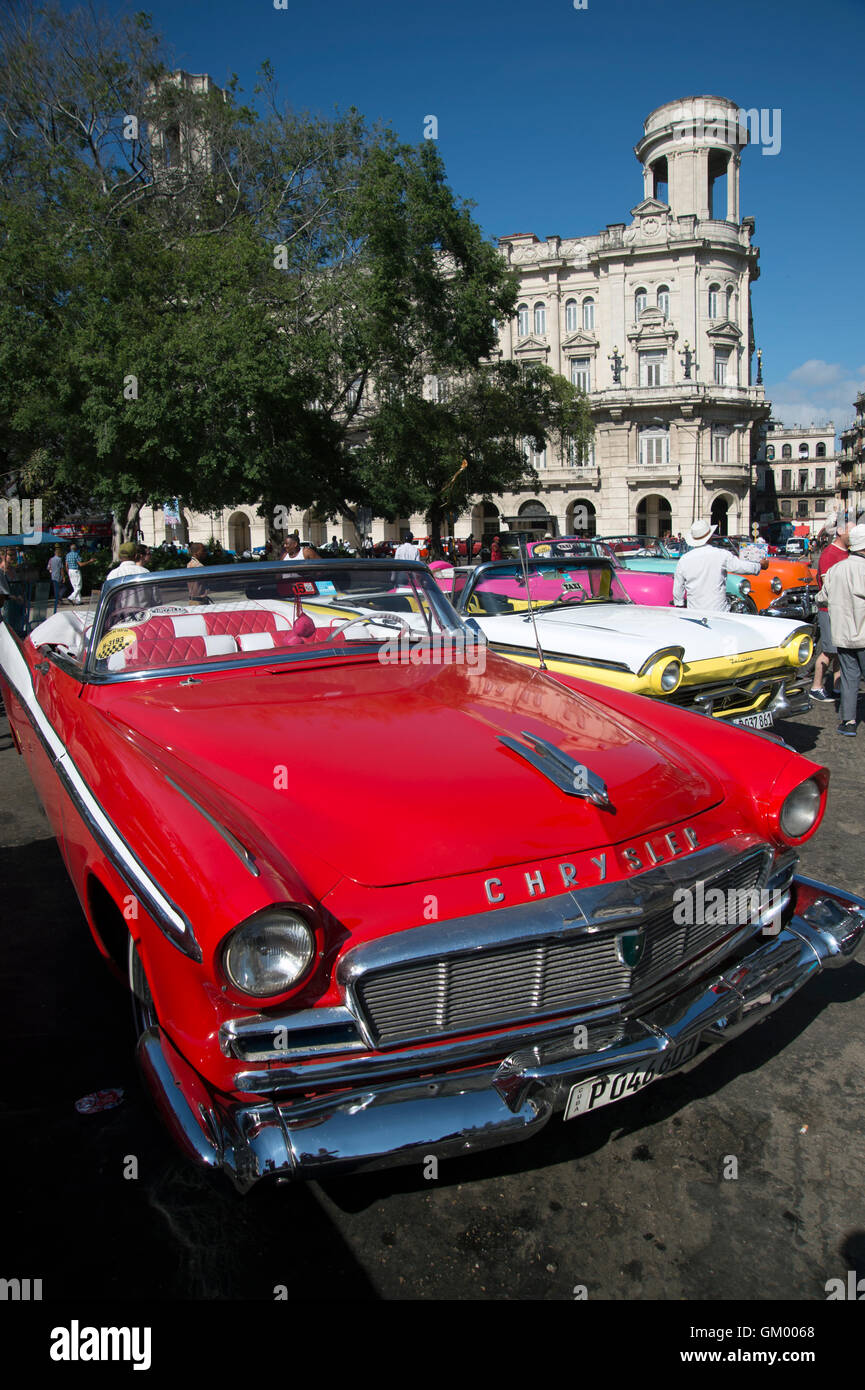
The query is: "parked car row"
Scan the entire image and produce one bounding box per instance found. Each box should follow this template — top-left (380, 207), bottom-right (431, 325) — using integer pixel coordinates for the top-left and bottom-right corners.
top-left (1, 555), bottom-right (861, 1193)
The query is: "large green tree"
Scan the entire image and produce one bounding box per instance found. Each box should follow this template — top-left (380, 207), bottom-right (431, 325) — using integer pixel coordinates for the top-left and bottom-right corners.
top-left (0, 3), bottom-right (592, 551)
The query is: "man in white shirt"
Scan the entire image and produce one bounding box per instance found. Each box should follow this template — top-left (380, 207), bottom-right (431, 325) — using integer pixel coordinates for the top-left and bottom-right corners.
top-left (673, 519), bottom-right (766, 612)
top-left (106, 542), bottom-right (150, 581)
top-left (106, 543), bottom-right (154, 615)
top-left (394, 533), bottom-right (421, 562)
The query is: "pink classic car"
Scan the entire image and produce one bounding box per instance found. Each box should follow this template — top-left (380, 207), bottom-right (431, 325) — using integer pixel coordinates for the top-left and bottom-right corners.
top-left (429, 545), bottom-right (675, 607)
top-left (529, 540), bottom-right (675, 606)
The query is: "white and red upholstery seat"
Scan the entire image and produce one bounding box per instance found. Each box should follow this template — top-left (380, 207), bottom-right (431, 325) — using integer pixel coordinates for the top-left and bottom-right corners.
top-left (107, 606), bottom-right (322, 671)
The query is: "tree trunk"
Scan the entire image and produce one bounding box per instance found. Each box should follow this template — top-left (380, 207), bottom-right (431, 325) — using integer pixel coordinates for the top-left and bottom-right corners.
top-left (339, 503), bottom-right (362, 550)
top-left (112, 501), bottom-right (143, 559)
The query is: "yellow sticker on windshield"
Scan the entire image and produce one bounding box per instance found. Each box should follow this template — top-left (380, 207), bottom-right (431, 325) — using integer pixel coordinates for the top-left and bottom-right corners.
top-left (96, 628), bottom-right (137, 659)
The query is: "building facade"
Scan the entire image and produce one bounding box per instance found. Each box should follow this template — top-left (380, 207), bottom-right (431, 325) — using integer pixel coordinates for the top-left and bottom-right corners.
top-left (140, 94), bottom-right (771, 549)
top-left (838, 392), bottom-right (865, 524)
top-left (752, 421), bottom-right (838, 534)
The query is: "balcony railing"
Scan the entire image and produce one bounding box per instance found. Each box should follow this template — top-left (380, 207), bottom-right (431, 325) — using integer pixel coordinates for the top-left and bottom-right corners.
top-left (627, 462), bottom-right (682, 486)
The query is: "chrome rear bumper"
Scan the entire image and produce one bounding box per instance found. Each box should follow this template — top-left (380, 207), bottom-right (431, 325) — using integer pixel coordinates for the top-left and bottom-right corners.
top-left (136, 876), bottom-right (865, 1192)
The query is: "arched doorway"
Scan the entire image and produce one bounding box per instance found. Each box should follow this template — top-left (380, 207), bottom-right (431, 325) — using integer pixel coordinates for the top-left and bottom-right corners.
top-left (228, 510), bottom-right (251, 553)
top-left (636, 494), bottom-right (672, 537)
top-left (472, 501), bottom-right (500, 535)
top-left (566, 499), bottom-right (596, 536)
top-left (517, 499), bottom-right (551, 539)
top-left (710, 495), bottom-right (731, 536)
top-left (302, 510), bottom-right (328, 547)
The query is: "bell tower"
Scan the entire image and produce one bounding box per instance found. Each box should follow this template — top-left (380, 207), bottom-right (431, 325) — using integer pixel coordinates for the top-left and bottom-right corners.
top-left (634, 96), bottom-right (748, 223)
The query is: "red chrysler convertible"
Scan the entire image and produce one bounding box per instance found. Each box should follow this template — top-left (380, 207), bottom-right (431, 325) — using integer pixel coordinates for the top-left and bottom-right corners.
top-left (1, 559), bottom-right (862, 1192)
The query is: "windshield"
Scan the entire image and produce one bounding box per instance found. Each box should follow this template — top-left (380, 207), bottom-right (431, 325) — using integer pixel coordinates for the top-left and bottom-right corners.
top-left (601, 535), bottom-right (680, 558)
top-left (86, 562), bottom-right (464, 677)
top-left (462, 560), bottom-right (631, 615)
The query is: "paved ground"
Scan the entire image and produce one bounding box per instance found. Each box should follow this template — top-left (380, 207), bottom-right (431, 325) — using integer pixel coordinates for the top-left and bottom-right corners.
top-left (1, 691), bottom-right (863, 1305)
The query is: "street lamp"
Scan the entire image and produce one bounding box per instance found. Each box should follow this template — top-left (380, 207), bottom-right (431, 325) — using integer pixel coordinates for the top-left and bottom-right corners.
top-left (679, 341), bottom-right (697, 380)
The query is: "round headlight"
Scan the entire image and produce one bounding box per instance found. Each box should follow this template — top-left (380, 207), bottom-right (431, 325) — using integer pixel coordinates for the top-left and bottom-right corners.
top-left (771, 576), bottom-right (783, 594)
top-left (223, 910), bottom-right (315, 997)
top-left (660, 659), bottom-right (682, 692)
top-left (739, 578), bottom-right (751, 596)
top-left (779, 778), bottom-right (822, 839)
top-left (791, 634), bottom-right (813, 665)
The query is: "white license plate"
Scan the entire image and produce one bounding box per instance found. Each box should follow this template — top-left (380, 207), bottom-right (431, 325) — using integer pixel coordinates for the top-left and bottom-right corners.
top-left (563, 1035), bottom-right (702, 1120)
top-left (731, 710), bottom-right (774, 730)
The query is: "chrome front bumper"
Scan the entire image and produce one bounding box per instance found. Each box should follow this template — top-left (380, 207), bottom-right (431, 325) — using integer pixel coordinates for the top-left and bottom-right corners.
top-left (688, 670), bottom-right (812, 721)
top-left (136, 876), bottom-right (865, 1192)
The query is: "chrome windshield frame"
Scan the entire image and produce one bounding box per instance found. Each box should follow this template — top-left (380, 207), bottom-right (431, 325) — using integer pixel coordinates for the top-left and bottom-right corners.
top-left (85, 559), bottom-right (467, 683)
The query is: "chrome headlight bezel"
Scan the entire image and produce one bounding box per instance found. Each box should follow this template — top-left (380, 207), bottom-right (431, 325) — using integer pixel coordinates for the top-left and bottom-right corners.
top-left (771, 576), bottom-right (783, 594)
top-left (739, 578), bottom-right (751, 597)
top-left (660, 658), bottom-right (682, 692)
top-left (779, 777), bottom-right (822, 840)
top-left (222, 908), bottom-right (316, 999)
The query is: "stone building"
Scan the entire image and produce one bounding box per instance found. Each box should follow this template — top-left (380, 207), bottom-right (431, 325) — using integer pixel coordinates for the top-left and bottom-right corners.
top-left (838, 392), bottom-right (865, 524)
top-left (140, 93), bottom-right (771, 550)
top-left (485, 94), bottom-right (770, 540)
top-left (752, 422), bottom-right (838, 534)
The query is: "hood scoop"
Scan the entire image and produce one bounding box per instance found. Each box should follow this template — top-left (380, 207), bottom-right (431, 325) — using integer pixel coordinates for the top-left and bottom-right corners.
top-left (498, 731), bottom-right (613, 809)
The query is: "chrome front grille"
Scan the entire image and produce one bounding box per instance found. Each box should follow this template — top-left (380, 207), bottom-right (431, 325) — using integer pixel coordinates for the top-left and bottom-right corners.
top-left (341, 843), bottom-right (771, 1048)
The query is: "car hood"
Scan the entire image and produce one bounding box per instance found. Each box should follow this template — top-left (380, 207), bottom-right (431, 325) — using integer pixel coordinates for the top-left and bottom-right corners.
top-left (479, 604), bottom-right (804, 667)
top-left (96, 654), bottom-right (725, 888)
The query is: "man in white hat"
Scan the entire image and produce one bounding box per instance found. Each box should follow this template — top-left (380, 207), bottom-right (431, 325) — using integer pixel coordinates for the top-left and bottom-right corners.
top-left (816, 523), bottom-right (865, 735)
top-left (672, 519), bottom-right (768, 612)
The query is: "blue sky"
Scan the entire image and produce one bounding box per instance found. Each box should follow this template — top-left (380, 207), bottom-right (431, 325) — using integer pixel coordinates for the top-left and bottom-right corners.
top-left (135, 0), bottom-right (864, 432)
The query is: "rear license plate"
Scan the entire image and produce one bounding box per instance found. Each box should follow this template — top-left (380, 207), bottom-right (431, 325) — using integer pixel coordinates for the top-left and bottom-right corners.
top-left (731, 710), bottom-right (774, 730)
top-left (563, 1035), bottom-right (701, 1120)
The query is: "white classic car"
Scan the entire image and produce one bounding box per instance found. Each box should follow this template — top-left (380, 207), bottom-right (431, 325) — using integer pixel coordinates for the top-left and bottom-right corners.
top-left (449, 557), bottom-right (814, 729)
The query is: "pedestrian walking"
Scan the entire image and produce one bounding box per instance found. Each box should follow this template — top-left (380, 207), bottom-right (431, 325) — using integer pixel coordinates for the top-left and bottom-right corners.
top-left (816, 523), bottom-right (865, 736)
top-left (47, 545), bottom-right (64, 614)
top-left (64, 543), bottom-right (92, 604)
top-left (810, 527), bottom-right (848, 702)
top-left (672, 519), bottom-right (767, 612)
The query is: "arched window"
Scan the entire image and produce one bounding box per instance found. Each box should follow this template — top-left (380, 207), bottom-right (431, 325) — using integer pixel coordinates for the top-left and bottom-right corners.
top-left (657, 285), bottom-right (670, 318)
top-left (816, 442), bottom-right (826, 458)
top-left (564, 298), bottom-right (578, 333)
top-left (766, 445), bottom-right (775, 460)
top-left (799, 442), bottom-right (809, 457)
top-left (782, 444), bottom-right (792, 458)
top-left (634, 287), bottom-right (647, 317)
top-left (582, 297), bottom-right (595, 330)
top-left (517, 304), bottom-right (529, 337)
top-left (533, 301), bottom-right (546, 335)
top-left (708, 283), bottom-right (720, 319)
